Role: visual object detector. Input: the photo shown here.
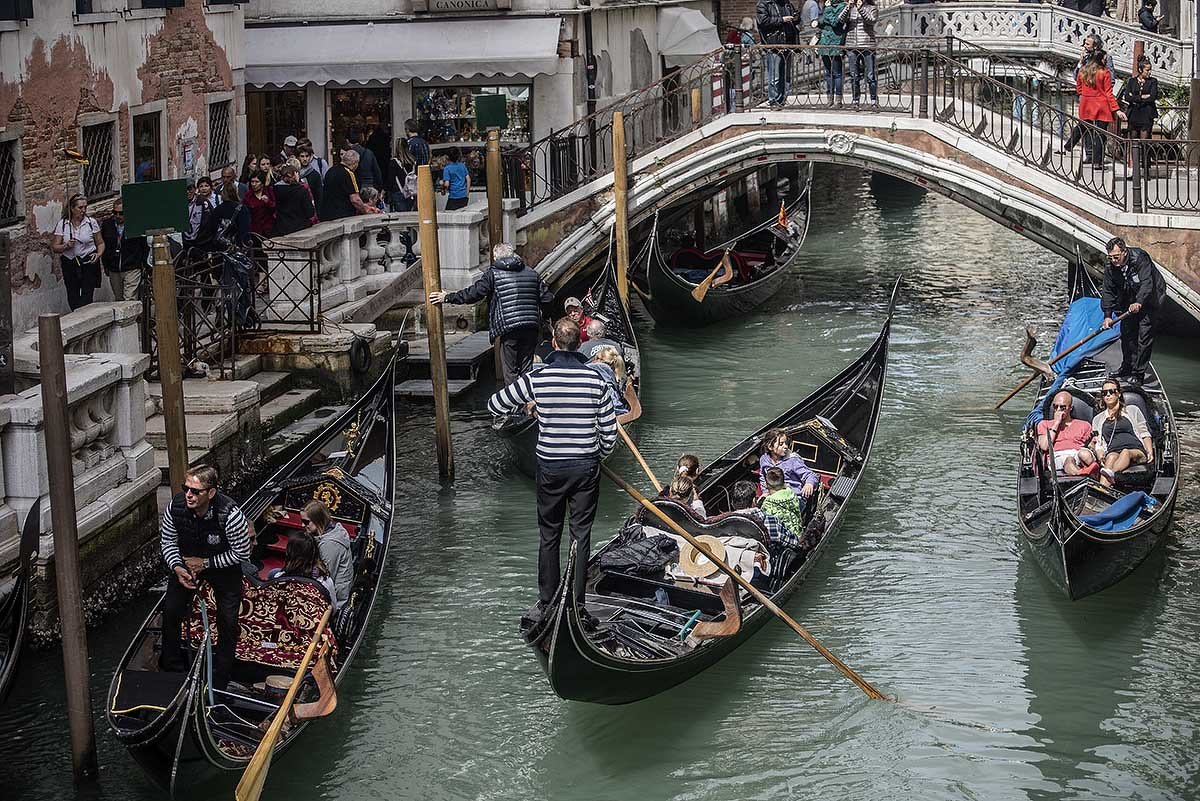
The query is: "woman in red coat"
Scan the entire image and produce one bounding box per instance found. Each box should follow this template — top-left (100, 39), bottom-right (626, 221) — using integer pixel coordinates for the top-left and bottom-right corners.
top-left (1075, 51), bottom-right (1126, 171)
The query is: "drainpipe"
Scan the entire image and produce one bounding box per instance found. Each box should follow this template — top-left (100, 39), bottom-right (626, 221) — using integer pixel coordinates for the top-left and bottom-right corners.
top-left (583, 7), bottom-right (599, 171)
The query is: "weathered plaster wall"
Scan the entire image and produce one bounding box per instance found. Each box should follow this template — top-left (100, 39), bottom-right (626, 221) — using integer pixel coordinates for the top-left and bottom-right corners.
top-left (0, 0), bottom-right (245, 332)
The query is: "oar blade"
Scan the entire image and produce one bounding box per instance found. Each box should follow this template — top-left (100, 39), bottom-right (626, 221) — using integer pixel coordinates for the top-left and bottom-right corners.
top-left (235, 747), bottom-right (273, 801)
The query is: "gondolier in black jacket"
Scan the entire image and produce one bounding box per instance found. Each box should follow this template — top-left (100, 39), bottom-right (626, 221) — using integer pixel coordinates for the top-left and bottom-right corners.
top-left (1101, 237), bottom-right (1166, 385)
top-left (429, 242), bottom-right (555, 384)
top-left (159, 465), bottom-right (251, 691)
top-left (487, 317), bottom-right (617, 627)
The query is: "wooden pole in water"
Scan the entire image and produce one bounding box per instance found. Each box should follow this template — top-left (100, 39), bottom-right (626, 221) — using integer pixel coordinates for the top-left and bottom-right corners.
top-left (485, 128), bottom-right (506, 386)
top-left (38, 315), bottom-right (99, 784)
top-left (612, 111), bottom-right (630, 307)
top-left (418, 165), bottom-right (455, 481)
top-left (151, 233), bottom-right (188, 495)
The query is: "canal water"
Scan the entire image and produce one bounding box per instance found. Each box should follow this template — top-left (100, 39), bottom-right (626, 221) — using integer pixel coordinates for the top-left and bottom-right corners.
top-left (4, 165), bottom-right (1199, 800)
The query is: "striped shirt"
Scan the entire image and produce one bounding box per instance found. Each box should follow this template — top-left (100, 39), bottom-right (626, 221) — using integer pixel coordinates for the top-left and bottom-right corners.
top-left (488, 350), bottom-right (617, 462)
top-left (844, 3), bottom-right (876, 49)
top-left (160, 495), bottom-right (251, 571)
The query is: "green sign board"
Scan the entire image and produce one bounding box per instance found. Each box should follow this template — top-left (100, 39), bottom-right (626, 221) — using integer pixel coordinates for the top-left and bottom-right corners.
top-left (121, 178), bottom-right (190, 237)
top-left (474, 94), bottom-right (508, 131)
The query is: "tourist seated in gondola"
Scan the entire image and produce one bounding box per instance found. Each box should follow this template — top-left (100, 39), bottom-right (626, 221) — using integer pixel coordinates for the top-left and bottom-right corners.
top-left (760, 467), bottom-right (805, 535)
top-left (301, 500), bottom-right (354, 609)
top-left (267, 531), bottom-right (338, 608)
top-left (665, 474), bottom-right (707, 518)
top-left (674, 454), bottom-right (707, 516)
top-left (588, 345), bottom-right (630, 416)
top-left (580, 319), bottom-right (621, 359)
top-left (758, 427), bottom-right (819, 502)
top-left (1092, 377), bottom-right (1154, 487)
top-left (729, 480), bottom-right (802, 556)
top-left (564, 297), bottom-right (593, 341)
top-left (1036, 390), bottom-right (1097, 476)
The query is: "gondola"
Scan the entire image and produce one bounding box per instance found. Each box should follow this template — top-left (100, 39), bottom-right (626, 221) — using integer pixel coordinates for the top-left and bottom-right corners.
top-left (1016, 263), bottom-right (1179, 600)
top-left (496, 254), bottom-right (643, 477)
top-left (634, 164), bottom-right (812, 327)
top-left (106, 349), bottom-right (398, 793)
top-left (520, 278), bottom-right (898, 704)
top-left (0, 501), bottom-right (39, 705)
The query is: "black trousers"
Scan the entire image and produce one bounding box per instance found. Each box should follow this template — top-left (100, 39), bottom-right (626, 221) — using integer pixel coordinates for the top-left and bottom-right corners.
top-left (1119, 309), bottom-right (1156, 378)
top-left (499, 327), bottom-right (540, 385)
top-left (160, 567), bottom-right (242, 690)
top-left (1084, 120), bottom-right (1110, 166)
top-left (61, 256), bottom-right (98, 310)
top-left (536, 459), bottom-right (601, 605)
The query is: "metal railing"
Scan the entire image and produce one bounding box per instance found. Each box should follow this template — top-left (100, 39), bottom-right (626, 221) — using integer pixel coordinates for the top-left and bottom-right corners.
top-left (511, 37), bottom-right (1199, 217)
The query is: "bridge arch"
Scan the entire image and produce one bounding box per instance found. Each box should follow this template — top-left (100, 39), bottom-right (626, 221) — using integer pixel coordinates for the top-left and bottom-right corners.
top-left (519, 115), bottom-right (1200, 322)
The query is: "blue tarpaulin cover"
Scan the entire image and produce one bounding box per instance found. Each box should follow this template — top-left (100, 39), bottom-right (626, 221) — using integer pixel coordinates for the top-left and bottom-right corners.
top-left (1026, 297), bottom-right (1122, 426)
top-left (1079, 490), bottom-right (1157, 531)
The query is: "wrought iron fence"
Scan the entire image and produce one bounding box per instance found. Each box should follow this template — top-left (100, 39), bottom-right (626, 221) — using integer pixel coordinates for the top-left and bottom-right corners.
top-left (140, 249), bottom-right (240, 380)
top-left (246, 235), bottom-right (321, 332)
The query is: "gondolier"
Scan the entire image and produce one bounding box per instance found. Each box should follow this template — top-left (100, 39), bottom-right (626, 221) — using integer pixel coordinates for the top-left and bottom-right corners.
top-left (430, 243), bottom-right (554, 384)
top-left (488, 317), bottom-right (617, 626)
top-left (1101, 237), bottom-right (1165, 385)
top-left (158, 465), bottom-right (250, 691)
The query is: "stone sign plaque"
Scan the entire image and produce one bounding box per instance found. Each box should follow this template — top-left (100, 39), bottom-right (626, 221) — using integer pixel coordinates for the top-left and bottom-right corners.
top-left (411, 0), bottom-right (512, 11)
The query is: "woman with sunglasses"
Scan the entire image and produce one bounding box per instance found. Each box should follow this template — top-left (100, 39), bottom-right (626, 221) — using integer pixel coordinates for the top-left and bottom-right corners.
top-left (1091, 377), bottom-right (1153, 486)
top-left (50, 194), bottom-right (105, 310)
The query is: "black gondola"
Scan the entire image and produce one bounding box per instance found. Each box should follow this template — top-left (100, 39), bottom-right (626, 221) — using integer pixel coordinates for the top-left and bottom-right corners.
top-left (1016, 263), bottom-right (1179, 600)
top-left (0, 501), bottom-right (39, 705)
top-left (520, 278), bottom-right (898, 704)
top-left (634, 164), bottom-right (812, 327)
top-left (496, 256), bottom-right (643, 476)
top-left (106, 351), bottom-right (398, 793)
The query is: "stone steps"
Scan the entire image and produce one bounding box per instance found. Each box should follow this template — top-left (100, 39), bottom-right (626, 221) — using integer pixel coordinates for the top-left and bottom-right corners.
top-left (261, 388), bottom-right (323, 430)
top-left (395, 378), bottom-right (478, 399)
top-left (145, 411), bottom-right (239, 451)
top-left (248, 371), bottom-right (294, 404)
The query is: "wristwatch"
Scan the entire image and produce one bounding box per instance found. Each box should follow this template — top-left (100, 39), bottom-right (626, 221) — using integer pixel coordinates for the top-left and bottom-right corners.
top-left (201, 558), bottom-right (210, 571)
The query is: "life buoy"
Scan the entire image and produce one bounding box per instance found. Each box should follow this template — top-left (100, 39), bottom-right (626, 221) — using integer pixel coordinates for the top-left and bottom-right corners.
top-left (349, 338), bottom-right (372, 374)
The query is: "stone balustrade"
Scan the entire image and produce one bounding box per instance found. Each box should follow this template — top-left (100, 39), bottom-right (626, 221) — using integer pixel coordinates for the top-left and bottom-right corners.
top-left (878, 2), bottom-right (1195, 85)
top-left (11, 301), bottom-right (143, 389)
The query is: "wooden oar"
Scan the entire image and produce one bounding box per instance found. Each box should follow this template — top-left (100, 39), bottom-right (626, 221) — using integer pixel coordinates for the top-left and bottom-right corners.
top-left (601, 466), bottom-right (888, 701)
top-left (235, 605), bottom-right (333, 801)
top-left (690, 250), bottom-right (732, 303)
top-left (616, 420), bottom-right (661, 492)
top-left (994, 311), bottom-right (1130, 410)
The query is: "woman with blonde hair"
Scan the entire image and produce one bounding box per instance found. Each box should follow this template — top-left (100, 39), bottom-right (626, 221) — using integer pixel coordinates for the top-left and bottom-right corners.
top-left (588, 345), bottom-right (629, 415)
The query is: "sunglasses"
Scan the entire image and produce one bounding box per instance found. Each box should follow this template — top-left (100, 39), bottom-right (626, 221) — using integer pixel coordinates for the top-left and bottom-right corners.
top-left (1101, 388), bottom-right (1119, 396)
top-left (183, 485), bottom-right (211, 496)
top-left (300, 517), bottom-right (312, 525)
top-left (1052, 403), bottom-right (1070, 410)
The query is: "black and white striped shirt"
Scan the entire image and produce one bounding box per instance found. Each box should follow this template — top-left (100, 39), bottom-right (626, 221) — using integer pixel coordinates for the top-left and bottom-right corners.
top-left (160, 493), bottom-right (251, 571)
top-left (488, 350), bottom-right (618, 463)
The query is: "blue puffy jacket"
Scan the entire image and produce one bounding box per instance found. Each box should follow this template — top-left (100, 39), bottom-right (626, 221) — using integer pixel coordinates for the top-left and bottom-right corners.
top-left (445, 255), bottom-right (555, 340)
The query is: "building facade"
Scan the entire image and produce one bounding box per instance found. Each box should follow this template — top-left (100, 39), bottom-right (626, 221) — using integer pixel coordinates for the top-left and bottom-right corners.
top-left (242, 0), bottom-right (719, 190)
top-left (0, 0), bottom-right (246, 331)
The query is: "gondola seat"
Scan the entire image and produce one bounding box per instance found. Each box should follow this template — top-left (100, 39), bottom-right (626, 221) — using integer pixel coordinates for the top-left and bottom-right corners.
top-left (183, 577), bottom-right (337, 671)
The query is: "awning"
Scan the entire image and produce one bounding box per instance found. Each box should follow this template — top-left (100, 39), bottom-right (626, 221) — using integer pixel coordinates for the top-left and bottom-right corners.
top-left (657, 7), bottom-right (720, 69)
top-left (245, 18), bottom-right (563, 87)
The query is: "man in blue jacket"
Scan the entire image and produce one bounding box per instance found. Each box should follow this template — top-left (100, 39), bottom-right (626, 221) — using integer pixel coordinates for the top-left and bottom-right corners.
top-left (429, 243), bottom-right (555, 383)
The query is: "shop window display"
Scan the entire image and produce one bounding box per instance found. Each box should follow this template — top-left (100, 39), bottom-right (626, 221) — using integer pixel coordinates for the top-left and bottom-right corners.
top-left (415, 85), bottom-right (530, 188)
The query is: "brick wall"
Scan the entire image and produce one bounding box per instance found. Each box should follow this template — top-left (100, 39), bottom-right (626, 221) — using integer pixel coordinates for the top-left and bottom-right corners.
top-left (0, 0), bottom-right (241, 331)
top-left (723, 0), bottom-right (759, 33)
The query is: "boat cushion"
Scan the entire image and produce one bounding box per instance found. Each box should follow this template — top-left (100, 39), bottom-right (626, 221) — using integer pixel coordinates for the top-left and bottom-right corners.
top-left (183, 577), bottom-right (337, 671)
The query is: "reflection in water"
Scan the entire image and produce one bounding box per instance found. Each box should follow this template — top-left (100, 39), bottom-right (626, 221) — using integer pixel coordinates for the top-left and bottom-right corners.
top-left (2, 166), bottom-right (1198, 801)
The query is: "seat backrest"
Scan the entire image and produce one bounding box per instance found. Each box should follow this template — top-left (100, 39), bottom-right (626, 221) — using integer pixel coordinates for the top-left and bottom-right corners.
top-left (1041, 388), bottom-right (1096, 424)
top-left (1122, 390), bottom-right (1157, 435)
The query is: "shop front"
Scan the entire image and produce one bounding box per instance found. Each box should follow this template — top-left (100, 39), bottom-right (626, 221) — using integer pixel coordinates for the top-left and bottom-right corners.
top-left (245, 17), bottom-right (568, 193)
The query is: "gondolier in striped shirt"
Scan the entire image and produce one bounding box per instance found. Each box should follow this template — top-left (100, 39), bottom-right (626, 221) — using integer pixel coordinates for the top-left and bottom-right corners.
top-left (488, 317), bottom-right (618, 625)
top-left (158, 465), bottom-right (251, 690)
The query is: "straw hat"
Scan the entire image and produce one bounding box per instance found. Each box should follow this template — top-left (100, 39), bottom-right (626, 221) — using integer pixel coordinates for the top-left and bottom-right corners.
top-left (679, 535), bottom-right (726, 578)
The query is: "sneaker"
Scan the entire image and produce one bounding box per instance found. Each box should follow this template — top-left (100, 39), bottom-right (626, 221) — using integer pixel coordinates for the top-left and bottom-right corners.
top-left (852, 101), bottom-right (861, 111)
top-left (870, 100), bottom-right (879, 110)
top-left (1100, 467), bottom-right (1117, 484)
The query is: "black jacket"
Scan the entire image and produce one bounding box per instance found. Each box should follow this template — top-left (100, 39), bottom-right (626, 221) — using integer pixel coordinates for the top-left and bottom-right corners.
top-left (757, 0), bottom-right (799, 44)
top-left (445, 255), bottom-right (555, 341)
top-left (1102, 246), bottom-right (1166, 315)
top-left (99, 218), bottom-right (149, 273)
top-left (1138, 7), bottom-right (1159, 32)
top-left (272, 182), bottom-right (315, 237)
top-left (353, 144), bottom-right (384, 190)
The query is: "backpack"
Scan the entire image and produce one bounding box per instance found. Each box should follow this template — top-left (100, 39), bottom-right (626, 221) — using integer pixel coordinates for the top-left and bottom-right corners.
top-left (402, 170), bottom-right (418, 200)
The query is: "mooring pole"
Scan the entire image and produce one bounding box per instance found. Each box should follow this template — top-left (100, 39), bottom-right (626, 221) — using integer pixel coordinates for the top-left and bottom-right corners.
top-left (612, 111), bottom-right (631, 307)
top-left (150, 233), bottom-right (187, 494)
top-left (38, 315), bottom-right (98, 784)
top-left (418, 165), bottom-right (455, 481)
top-left (485, 128), bottom-right (506, 387)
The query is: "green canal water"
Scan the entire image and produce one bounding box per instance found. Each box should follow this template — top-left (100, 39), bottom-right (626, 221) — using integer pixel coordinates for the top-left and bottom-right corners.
top-left (4, 165), bottom-right (1199, 800)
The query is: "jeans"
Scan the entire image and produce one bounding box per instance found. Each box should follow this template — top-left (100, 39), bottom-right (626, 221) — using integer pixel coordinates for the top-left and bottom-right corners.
top-left (765, 49), bottom-right (790, 105)
top-left (159, 566), bottom-right (243, 690)
top-left (846, 50), bottom-right (876, 102)
top-left (822, 55), bottom-right (844, 102)
top-left (498, 326), bottom-right (540, 385)
top-left (535, 459), bottom-right (601, 604)
top-left (389, 192), bottom-right (413, 212)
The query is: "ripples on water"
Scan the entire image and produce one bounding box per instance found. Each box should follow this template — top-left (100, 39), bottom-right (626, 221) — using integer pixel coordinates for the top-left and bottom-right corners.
top-left (3, 166), bottom-right (1199, 801)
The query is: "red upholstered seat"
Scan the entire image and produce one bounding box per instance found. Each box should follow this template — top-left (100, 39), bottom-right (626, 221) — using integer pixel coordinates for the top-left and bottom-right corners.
top-left (183, 577), bottom-right (336, 671)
